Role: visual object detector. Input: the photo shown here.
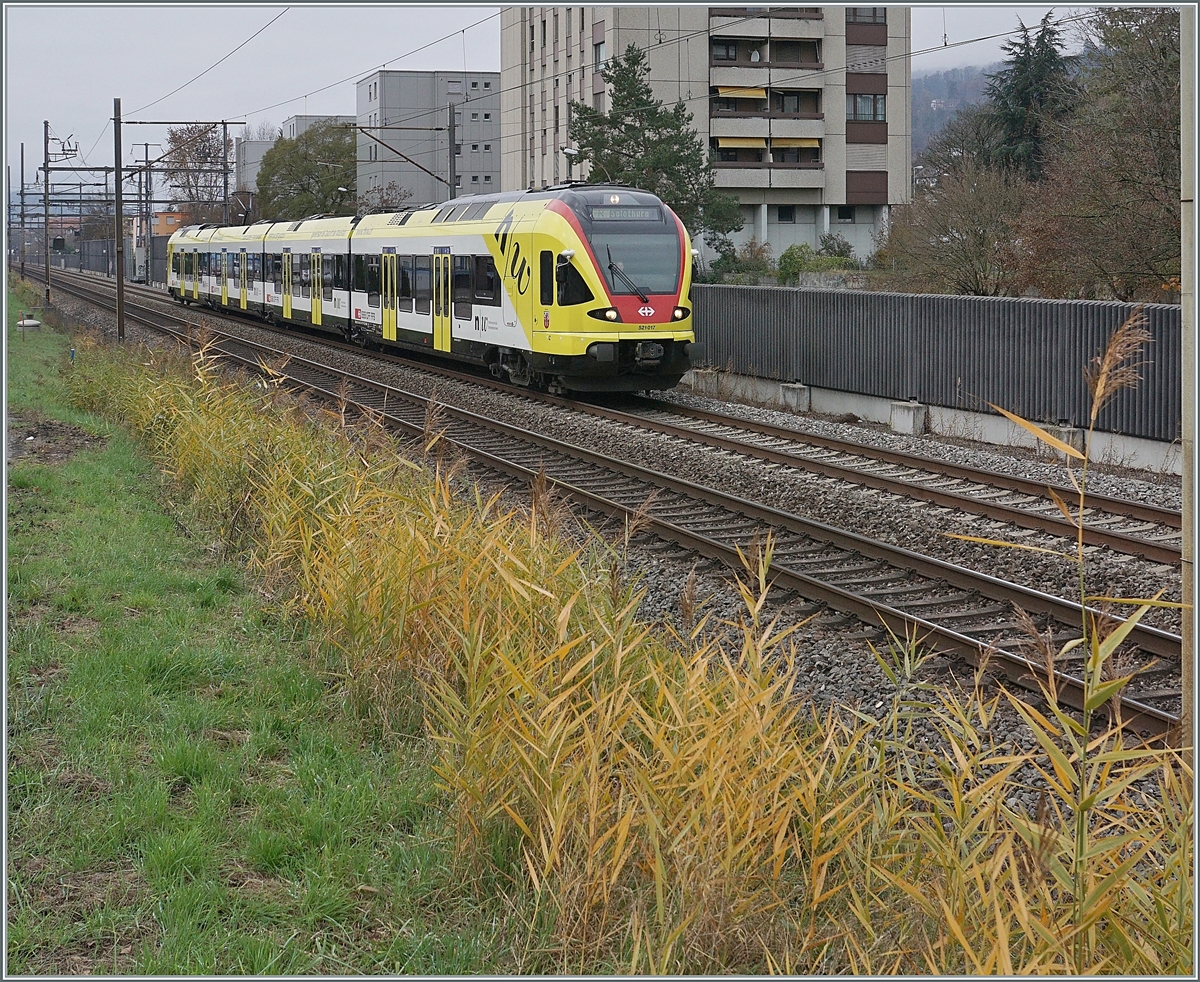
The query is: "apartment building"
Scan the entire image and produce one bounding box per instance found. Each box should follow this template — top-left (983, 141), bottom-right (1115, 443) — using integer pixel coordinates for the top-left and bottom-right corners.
top-left (235, 138), bottom-right (276, 193)
top-left (499, 6), bottom-right (911, 259)
top-left (356, 71), bottom-right (501, 206)
top-left (282, 115), bottom-right (355, 141)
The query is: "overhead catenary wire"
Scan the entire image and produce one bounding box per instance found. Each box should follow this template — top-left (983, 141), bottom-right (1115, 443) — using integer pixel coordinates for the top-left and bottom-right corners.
top-left (53, 9), bottom-right (1095, 209)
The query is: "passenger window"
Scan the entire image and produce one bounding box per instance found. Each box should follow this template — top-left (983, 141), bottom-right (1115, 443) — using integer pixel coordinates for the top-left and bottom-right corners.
top-left (474, 255), bottom-right (500, 306)
top-left (272, 255), bottom-right (282, 293)
top-left (366, 254), bottom-right (381, 307)
top-left (299, 254), bottom-right (310, 297)
top-left (322, 255), bottom-right (333, 300)
top-left (414, 256), bottom-right (432, 314)
top-left (540, 250), bottom-right (554, 306)
top-left (398, 255), bottom-right (414, 312)
top-left (353, 255), bottom-right (366, 292)
top-left (557, 261), bottom-right (594, 306)
top-left (453, 255), bottom-right (473, 319)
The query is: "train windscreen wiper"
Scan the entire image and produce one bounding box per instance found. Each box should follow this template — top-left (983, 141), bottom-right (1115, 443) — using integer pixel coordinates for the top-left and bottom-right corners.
top-left (606, 245), bottom-right (649, 302)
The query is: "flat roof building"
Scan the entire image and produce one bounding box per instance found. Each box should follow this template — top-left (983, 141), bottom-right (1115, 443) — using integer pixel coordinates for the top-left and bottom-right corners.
top-left (499, 6), bottom-right (911, 260)
top-left (356, 70), bottom-right (501, 207)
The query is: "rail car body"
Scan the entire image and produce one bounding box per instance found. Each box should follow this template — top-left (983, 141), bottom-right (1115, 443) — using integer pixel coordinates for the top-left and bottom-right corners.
top-left (166, 185), bottom-right (700, 392)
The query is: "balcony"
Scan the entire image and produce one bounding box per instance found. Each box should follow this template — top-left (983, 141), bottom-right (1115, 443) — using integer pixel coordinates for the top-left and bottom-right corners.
top-left (710, 7), bottom-right (822, 19)
top-left (709, 57), bottom-right (824, 69)
top-left (709, 117), bottom-right (825, 142)
top-left (710, 108), bottom-right (824, 121)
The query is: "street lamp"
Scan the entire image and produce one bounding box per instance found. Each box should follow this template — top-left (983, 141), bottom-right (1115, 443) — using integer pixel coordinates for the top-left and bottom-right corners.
top-left (561, 145), bottom-right (579, 180)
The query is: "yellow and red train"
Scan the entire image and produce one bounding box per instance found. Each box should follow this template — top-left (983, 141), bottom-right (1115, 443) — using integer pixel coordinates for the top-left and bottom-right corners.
top-left (166, 184), bottom-right (701, 392)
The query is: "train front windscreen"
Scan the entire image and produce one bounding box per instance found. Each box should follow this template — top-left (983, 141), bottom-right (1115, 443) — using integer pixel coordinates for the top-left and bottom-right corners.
top-left (569, 192), bottom-right (683, 297)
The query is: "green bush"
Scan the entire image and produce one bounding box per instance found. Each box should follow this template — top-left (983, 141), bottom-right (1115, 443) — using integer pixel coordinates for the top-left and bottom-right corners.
top-left (776, 243), bottom-right (856, 284)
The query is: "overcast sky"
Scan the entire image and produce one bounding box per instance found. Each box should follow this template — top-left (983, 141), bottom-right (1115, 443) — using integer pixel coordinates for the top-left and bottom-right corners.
top-left (5, 3), bottom-right (1078, 196)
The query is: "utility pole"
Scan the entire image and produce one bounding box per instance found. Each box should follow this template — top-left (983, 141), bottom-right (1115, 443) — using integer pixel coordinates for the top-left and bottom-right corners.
top-left (145, 144), bottom-right (153, 282)
top-left (43, 120), bottom-right (51, 301)
top-left (222, 119), bottom-right (229, 224)
top-left (448, 101), bottom-right (456, 200)
top-left (113, 98), bottom-right (125, 341)
top-left (20, 143), bottom-right (26, 279)
top-left (1180, 4), bottom-right (1195, 760)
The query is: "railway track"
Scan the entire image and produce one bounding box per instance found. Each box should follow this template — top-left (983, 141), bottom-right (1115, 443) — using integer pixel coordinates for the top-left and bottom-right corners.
top-left (61, 270), bottom-right (1183, 561)
top-left (45, 269), bottom-right (1184, 737)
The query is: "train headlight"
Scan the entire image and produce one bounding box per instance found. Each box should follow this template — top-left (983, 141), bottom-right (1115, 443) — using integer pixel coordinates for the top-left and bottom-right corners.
top-left (672, 307), bottom-right (690, 321)
top-left (588, 307), bottom-right (621, 322)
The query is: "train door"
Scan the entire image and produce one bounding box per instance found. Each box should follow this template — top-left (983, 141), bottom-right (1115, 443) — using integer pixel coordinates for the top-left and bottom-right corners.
top-left (282, 251), bottom-right (292, 319)
top-left (191, 251), bottom-right (199, 299)
top-left (239, 248), bottom-right (248, 310)
top-left (432, 247), bottom-right (451, 352)
top-left (220, 250), bottom-right (228, 305)
top-left (311, 249), bottom-right (322, 326)
top-left (382, 250), bottom-right (397, 342)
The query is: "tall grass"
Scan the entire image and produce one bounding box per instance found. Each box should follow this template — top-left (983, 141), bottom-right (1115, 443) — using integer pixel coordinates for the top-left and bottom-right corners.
top-left (63, 325), bottom-right (1191, 974)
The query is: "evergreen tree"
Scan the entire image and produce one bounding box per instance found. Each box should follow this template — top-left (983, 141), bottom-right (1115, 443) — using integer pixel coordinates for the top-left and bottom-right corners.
top-left (985, 12), bottom-right (1074, 180)
top-left (569, 44), bottom-right (741, 246)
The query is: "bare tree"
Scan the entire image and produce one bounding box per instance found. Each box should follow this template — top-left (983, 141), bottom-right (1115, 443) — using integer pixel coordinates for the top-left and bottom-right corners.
top-left (162, 123), bottom-right (231, 224)
top-left (882, 160), bottom-right (1027, 296)
top-left (240, 120), bottom-right (280, 143)
top-left (356, 181), bottom-right (414, 215)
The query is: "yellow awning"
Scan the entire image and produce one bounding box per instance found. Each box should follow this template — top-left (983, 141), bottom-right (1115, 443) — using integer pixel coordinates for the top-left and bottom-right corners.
top-left (772, 137), bottom-right (821, 148)
top-left (716, 137), bottom-right (767, 148)
top-left (715, 86), bottom-right (767, 98)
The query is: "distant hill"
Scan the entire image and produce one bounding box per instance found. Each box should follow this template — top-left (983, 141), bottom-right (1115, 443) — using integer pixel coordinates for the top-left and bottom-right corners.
top-left (911, 63), bottom-right (1000, 158)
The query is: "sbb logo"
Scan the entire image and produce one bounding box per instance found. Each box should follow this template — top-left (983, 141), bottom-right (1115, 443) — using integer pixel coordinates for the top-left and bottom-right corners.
top-left (637, 305), bottom-right (655, 317)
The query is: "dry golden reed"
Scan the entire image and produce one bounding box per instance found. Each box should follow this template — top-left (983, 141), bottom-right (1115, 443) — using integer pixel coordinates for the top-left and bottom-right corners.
top-left (64, 334), bottom-right (1192, 975)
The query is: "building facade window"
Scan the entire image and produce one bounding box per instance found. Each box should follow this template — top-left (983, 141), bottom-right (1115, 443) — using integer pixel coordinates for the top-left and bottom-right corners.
top-left (847, 93), bottom-right (886, 121)
top-left (846, 7), bottom-right (886, 23)
top-left (712, 40), bottom-right (738, 61)
top-left (593, 42), bottom-right (606, 69)
top-left (778, 205), bottom-right (795, 223)
top-left (837, 206), bottom-right (856, 223)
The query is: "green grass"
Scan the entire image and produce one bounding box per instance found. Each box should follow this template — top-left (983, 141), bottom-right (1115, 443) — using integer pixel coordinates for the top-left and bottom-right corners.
top-left (5, 279), bottom-right (532, 974)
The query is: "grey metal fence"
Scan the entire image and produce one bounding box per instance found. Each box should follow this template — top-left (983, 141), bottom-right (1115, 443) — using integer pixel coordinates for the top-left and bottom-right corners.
top-left (691, 285), bottom-right (1182, 443)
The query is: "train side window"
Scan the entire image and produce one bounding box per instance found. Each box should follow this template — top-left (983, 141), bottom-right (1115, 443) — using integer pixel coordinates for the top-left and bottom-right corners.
top-left (353, 255), bottom-right (366, 292)
top-left (540, 250), bottom-right (554, 306)
top-left (473, 255), bottom-right (500, 306)
top-left (291, 256), bottom-right (301, 296)
top-left (299, 254), bottom-right (310, 298)
top-left (322, 255), bottom-right (333, 300)
top-left (398, 255), bottom-right (414, 312)
top-left (557, 261), bottom-right (594, 306)
top-left (413, 256), bottom-right (432, 314)
top-left (230, 252), bottom-right (240, 279)
top-left (272, 255), bottom-right (282, 293)
top-left (366, 254), bottom-right (381, 307)
top-left (332, 254), bottom-right (346, 292)
top-left (452, 255), bottom-right (473, 320)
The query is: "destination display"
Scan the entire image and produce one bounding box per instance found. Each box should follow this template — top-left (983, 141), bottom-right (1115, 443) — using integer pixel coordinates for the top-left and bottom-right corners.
top-left (589, 206), bottom-right (660, 221)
